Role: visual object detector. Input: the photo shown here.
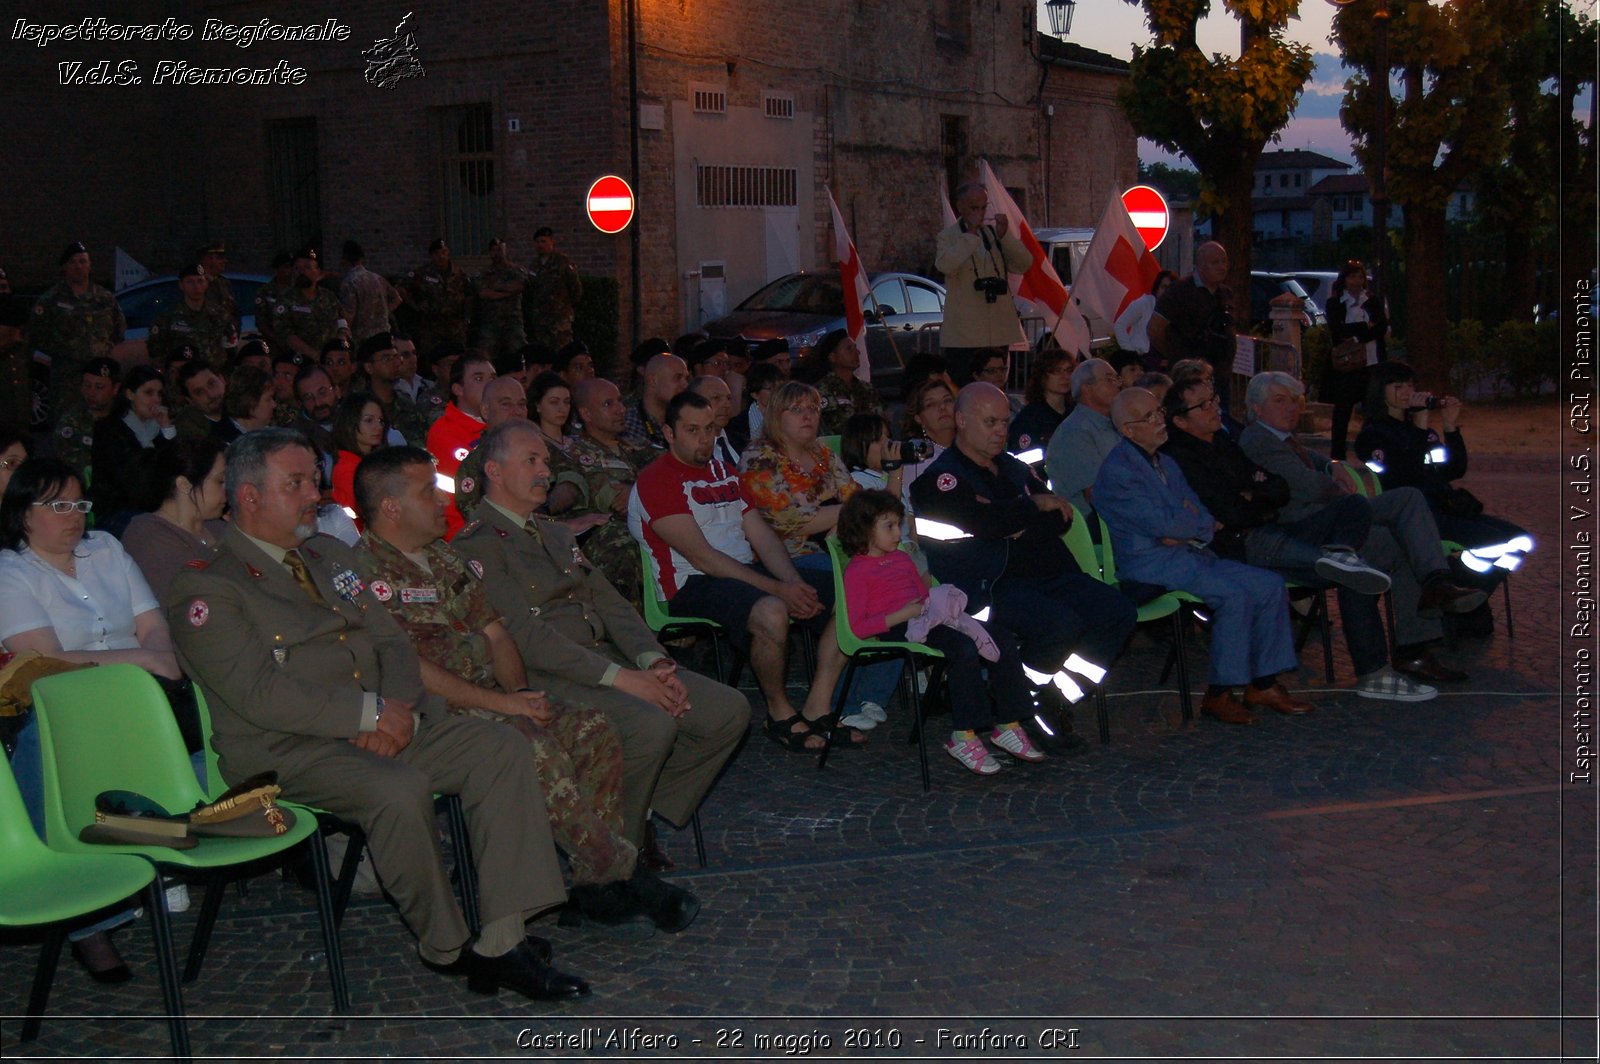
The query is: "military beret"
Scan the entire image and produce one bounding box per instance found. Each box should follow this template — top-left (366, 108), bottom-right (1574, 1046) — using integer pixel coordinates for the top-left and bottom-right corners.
top-left (321, 337), bottom-right (352, 357)
top-left (270, 250), bottom-right (293, 268)
top-left (358, 332), bottom-right (396, 363)
top-left (427, 238), bottom-right (447, 254)
top-left (201, 240), bottom-right (227, 256)
top-left (178, 263), bottom-right (205, 279)
top-left (81, 356), bottom-right (120, 381)
top-left (59, 241), bottom-right (89, 265)
top-left (236, 338), bottom-right (271, 362)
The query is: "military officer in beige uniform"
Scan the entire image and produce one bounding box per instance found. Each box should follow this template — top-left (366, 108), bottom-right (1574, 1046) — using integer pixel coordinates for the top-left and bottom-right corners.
top-left (167, 428), bottom-right (589, 1000)
top-left (453, 419), bottom-right (750, 849)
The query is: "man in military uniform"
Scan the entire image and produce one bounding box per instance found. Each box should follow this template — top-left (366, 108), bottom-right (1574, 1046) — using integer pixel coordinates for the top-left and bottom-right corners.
top-left (270, 348), bottom-right (306, 428)
top-left (340, 240), bottom-right (400, 345)
top-left (29, 241), bottom-right (126, 421)
top-left (453, 419), bottom-right (750, 851)
top-left (557, 377), bottom-right (659, 605)
top-left (453, 375), bottom-right (527, 524)
top-left (473, 239), bottom-right (527, 360)
top-left (357, 333), bottom-right (428, 446)
top-left (254, 252), bottom-right (295, 345)
top-left (0, 294), bottom-right (32, 429)
top-left (321, 337), bottom-right (357, 401)
top-left (199, 241), bottom-right (239, 331)
top-left (523, 227), bottom-right (583, 350)
top-left (352, 446), bottom-right (699, 932)
top-left (814, 333), bottom-right (881, 437)
top-left (53, 356), bottom-right (119, 472)
top-left (168, 429), bottom-right (589, 999)
top-left (911, 383), bottom-right (1137, 751)
top-left (393, 334), bottom-right (446, 427)
top-left (148, 264), bottom-right (236, 369)
top-left (622, 353), bottom-right (688, 449)
top-left (401, 239), bottom-right (472, 361)
top-left (273, 248), bottom-right (344, 362)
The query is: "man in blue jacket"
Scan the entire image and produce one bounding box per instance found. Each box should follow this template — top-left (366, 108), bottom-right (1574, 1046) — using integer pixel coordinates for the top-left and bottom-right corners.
top-left (1093, 388), bottom-right (1315, 724)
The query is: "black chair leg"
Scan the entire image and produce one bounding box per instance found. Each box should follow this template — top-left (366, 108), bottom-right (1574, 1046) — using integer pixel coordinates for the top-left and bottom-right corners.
top-left (690, 811), bottom-right (707, 868)
top-left (1095, 686), bottom-right (1110, 745)
top-left (443, 796), bottom-right (480, 937)
top-left (145, 878), bottom-right (191, 1062)
top-left (1503, 578), bottom-right (1514, 638)
top-left (1173, 612), bottom-right (1194, 723)
top-left (21, 925), bottom-right (65, 1041)
top-left (183, 873), bottom-right (225, 983)
top-left (329, 824), bottom-right (366, 929)
top-left (816, 655), bottom-right (859, 772)
top-left (1318, 591), bottom-right (1335, 682)
top-left (305, 831), bottom-right (350, 1011)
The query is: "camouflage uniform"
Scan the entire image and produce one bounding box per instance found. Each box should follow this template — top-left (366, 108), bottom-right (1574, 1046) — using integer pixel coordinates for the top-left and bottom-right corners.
top-left (253, 278), bottom-right (294, 343)
top-left (271, 285), bottom-right (344, 359)
top-left (523, 251), bottom-right (583, 349)
top-left (472, 265), bottom-right (527, 359)
top-left (148, 299), bottom-right (235, 369)
top-left (28, 281), bottom-right (125, 420)
top-left (354, 530), bottom-right (636, 885)
top-left (52, 399), bottom-right (99, 474)
top-left (0, 337), bottom-right (34, 429)
top-left (382, 388), bottom-right (430, 448)
top-left (558, 433), bottom-right (659, 606)
top-left (204, 274), bottom-right (239, 330)
top-left (816, 371), bottom-right (882, 437)
top-left (401, 262), bottom-right (472, 358)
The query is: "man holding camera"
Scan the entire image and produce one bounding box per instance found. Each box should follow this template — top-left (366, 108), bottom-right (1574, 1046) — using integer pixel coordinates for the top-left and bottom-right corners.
top-left (935, 183), bottom-right (1031, 387)
top-left (1149, 241), bottom-right (1236, 414)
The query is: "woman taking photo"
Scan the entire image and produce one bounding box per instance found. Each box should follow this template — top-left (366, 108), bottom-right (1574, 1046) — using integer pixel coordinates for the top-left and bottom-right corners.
top-left (329, 392), bottom-right (389, 516)
top-left (122, 436), bottom-right (229, 601)
top-left (1324, 259), bottom-right (1388, 460)
top-left (90, 364), bottom-right (176, 534)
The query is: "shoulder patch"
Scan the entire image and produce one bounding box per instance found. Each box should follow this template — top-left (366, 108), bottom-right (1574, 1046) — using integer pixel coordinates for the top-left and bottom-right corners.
top-left (1370, 448), bottom-right (1384, 463)
top-left (1018, 434), bottom-right (1031, 449)
top-left (936, 472), bottom-right (958, 492)
top-left (453, 446), bottom-right (470, 461)
top-left (58, 425), bottom-right (74, 439)
top-left (370, 579), bottom-right (393, 602)
top-left (467, 559), bottom-right (484, 579)
top-left (458, 476), bottom-right (475, 495)
top-left (187, 600), bottom-right (210, 627)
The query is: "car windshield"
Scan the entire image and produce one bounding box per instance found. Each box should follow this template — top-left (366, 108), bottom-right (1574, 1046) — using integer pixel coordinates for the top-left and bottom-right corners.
top-left (736, 275), bottom-right (845, 315)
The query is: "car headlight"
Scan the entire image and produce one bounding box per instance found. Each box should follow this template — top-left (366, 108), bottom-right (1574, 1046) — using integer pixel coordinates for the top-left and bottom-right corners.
top-left (788, 327), bottom-right (828, 358)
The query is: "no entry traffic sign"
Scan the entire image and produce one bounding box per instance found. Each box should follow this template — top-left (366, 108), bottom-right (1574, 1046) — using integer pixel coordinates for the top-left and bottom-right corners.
top-left (586, 175), bottom-right (636, 235)
top-left (1121, 184), bottom-right (1170, 252)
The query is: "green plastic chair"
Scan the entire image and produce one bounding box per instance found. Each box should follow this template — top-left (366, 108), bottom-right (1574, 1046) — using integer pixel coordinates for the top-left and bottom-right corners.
top-left (32, 665), bottom-right (348, 1011)
top-left (1058, 507), bottom-right (1115, 742)
top-left (1093, 512), bottom-right (1197, 724)
top-left (818, 434), bottom-right (841, 457)
top-left (638, 542), bottom-right (734, 687)
top-left (0, 753), bottom-right (190, 1058)
top-left (819, 536), bottom-right (946, 791)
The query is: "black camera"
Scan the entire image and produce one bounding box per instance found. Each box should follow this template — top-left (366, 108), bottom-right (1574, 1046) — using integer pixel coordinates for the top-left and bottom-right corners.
top-left (901, 437), bottom-right (934, 462)
top-left (1406, 396), bottom-right (1442, 412)
top-left (974, 276), bottom-right (1009, 304)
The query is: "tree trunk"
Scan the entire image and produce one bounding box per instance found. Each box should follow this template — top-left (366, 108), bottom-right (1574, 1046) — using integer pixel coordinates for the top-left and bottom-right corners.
top-left (1402, 202), bottom-right (1450, 389)
top-left (1211, 164), bottom-right (1258, 329)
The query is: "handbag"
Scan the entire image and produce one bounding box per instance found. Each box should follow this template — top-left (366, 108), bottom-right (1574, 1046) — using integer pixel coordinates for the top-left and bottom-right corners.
top-left (1331, 336), bottom-right (1367, 373)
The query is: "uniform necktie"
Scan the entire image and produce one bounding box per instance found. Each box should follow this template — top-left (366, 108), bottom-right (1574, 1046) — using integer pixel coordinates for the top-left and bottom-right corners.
top-left (522, 518), bottom-right (542, 543)
top-left (283, 549), bottom-right (329, 606)
top-left (1287, 435), bottom-right (1316, 470)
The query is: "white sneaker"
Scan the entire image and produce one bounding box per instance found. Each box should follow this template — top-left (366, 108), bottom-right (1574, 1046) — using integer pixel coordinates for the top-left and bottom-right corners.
top-left (839, 710), bottom-right (879, 730)
top-left (858, 701), bottom-right (889, 724)
top-left (946, 736), bottom-right (1001, 775)
top-left (1315, 550), bottom-right (1392, 595)
top-left (1355, 666), bottom-right (1437, 702)
top-left (988, 725), bottom-right (1046, 762)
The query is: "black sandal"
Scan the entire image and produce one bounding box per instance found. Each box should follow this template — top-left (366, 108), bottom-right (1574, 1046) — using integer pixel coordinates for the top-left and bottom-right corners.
top-left (806, 712), bottom-right (868, 747)
top-left (764, 714), bottom-right (823, 752)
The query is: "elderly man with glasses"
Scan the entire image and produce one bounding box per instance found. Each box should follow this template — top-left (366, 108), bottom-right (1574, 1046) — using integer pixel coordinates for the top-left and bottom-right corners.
top-left (1093, 387), bottom-right (1315, 725)
top-left (1043, 357), bottom-right (1123, 515)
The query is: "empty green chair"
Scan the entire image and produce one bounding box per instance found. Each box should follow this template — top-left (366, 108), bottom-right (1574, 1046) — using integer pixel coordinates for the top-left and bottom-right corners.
top-left (32, 664), bottom-right (348, 1011)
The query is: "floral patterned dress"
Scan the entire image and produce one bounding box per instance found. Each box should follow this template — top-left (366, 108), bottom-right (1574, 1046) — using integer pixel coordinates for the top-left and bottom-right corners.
top-left (739, 438), bottom-right (857, 556)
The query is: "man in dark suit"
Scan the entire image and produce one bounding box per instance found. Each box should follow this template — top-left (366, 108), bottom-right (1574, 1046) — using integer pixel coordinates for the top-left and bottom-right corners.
top-left (167, 428), bottom-right (588, 1000)
top-left (452, 419), bottom-right (749, 852)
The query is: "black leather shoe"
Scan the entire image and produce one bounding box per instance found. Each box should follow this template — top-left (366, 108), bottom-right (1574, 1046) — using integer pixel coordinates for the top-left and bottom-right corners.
top-left (1393, 650), bottom-right (1468, 684)
top-left (72, 934), bottom-right (132, 984)
top-left (456, 941), bottom-right (590, 1000)
top-left (625, 869), bottom-right (701, 933)
top-left (1418, 575), bottom-right (1488, 616)
top-left (567, 882), bottom-right (651, 926)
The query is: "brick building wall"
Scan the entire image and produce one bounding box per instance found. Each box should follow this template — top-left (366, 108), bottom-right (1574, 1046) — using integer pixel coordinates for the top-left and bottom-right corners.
top-left (1, 1), bottom-right (1136, 366)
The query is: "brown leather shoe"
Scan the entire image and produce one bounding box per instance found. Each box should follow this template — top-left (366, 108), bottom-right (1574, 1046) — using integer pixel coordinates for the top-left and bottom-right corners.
top-left (1199, 691), bottom-right (1255, 724)
top-left (1244, 682), bottom-right (1316, 715)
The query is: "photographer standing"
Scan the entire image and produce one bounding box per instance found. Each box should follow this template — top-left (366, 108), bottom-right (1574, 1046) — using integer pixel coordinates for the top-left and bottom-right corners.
top-left (936, 183), bottom-right (1031, 387)
top-left (1149, 241), bottom-right (1236, 415)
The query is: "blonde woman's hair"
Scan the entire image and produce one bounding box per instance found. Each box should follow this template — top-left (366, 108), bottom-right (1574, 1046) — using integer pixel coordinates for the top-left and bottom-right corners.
top-left (762, 380), bottom-right (822, 451)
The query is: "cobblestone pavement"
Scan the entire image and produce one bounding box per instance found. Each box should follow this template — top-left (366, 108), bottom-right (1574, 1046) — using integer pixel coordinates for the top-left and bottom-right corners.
top-left (3, 455), bottom-right (1592, 1062)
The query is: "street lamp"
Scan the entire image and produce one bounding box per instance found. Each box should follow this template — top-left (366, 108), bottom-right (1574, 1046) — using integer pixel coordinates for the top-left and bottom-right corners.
top-left (1044, 0), bottom-right (1077, 38)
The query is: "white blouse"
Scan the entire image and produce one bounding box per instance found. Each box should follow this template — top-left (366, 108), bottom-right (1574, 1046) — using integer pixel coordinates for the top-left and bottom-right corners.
top-left (0, 532), bottom-right (158, 651)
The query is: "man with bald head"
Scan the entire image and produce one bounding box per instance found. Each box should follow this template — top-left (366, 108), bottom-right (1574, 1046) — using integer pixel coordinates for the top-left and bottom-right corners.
top-left (1149, 241), bottom-right (1236, 413)
top-left (910, 383), bottom-right (1136, 751)
top-left (548, 376), bottom-right (662, 606)
top-left (1092, 387), bottom-right (1313, 724)
top-left (453, 375), bottom-right (528, 524)
top-left (623, 353), bottom-right (689, 449)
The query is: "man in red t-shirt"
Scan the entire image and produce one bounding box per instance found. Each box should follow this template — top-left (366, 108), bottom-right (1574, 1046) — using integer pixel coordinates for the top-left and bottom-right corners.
top-left (426, 351), bottom-right (497, 537)
top-left (629, 391), bottom-right (847, 753)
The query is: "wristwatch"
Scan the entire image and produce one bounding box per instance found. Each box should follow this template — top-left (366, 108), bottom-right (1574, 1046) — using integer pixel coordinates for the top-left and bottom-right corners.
top-left (374, 695), bottom-right (386, 726)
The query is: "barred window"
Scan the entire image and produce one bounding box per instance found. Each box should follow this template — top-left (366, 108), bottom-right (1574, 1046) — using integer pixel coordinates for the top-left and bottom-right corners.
top-left (695, 165), bottom-right (798, 208)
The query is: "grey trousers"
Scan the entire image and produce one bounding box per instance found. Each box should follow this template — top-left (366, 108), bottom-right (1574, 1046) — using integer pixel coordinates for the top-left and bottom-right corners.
top-left (1362, 485), bottom-right (1448, 647)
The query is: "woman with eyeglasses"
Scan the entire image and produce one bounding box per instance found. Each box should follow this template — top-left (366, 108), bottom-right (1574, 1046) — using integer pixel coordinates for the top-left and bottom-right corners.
top-left (0, 457), bottom-right (184, 982)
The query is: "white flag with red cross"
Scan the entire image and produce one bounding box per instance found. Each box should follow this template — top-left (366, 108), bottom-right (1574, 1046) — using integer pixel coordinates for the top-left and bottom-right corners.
top-left (978, 160), bottom-right (1092, 356)
top-left (1071, 193), bottom-right (1164, 326)
top-left (826, 188), bottom-right (873, 384)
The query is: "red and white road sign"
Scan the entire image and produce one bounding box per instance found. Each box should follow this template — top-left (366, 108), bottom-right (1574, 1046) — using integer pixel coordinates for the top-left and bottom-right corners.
top-left (586, 175), bottom-right (635, 234)
top-left (1120, 184), bottom-right (1170, 252)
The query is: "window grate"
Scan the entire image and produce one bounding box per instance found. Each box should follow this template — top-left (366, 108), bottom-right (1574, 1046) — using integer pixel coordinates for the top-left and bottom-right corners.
top-left (763, 92), bottom-right (795, 119)
top-left (695, 164), bottom-right (798, 208)
top-left (692, 85), bottom-right (727, 114)
top-left (433, 103), bottom-right (495, 256)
